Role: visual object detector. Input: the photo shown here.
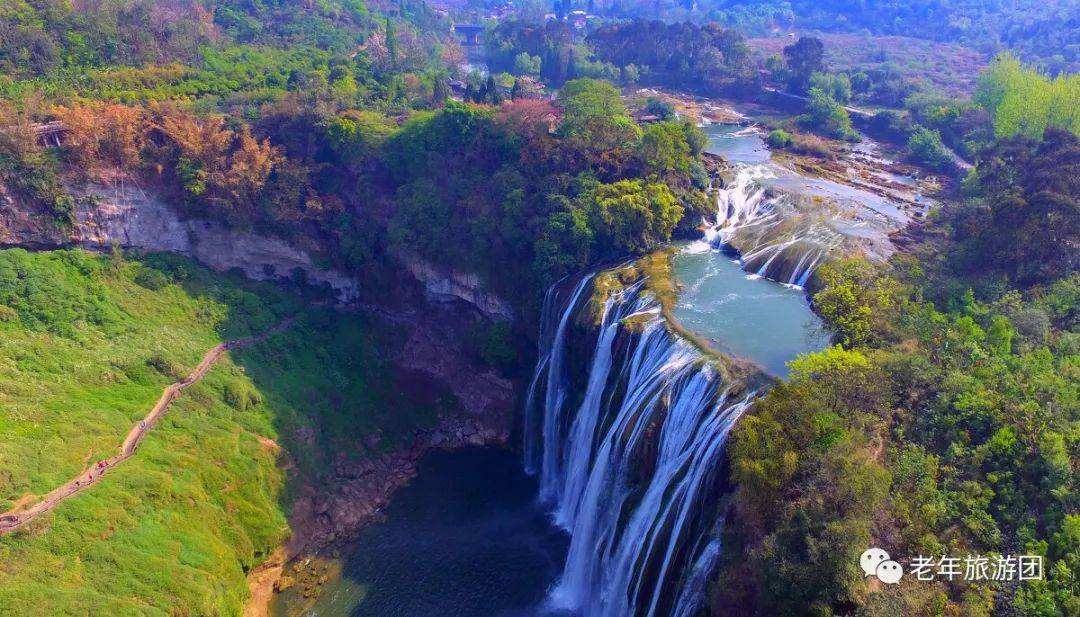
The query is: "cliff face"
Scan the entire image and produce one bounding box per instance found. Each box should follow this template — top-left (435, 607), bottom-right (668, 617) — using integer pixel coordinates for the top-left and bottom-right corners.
top-left (402, 257), bottom-right (515, 321)
top-left (0, 184), bottom-right (68, 248)
top-left (3, 180), bottom-right (521, 323)
top-left (71, 183), bottom-right (365, 302)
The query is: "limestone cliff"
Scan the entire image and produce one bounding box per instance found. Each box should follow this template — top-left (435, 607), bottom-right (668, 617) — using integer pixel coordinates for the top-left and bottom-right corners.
top-left (402, 257), bottom-right (515, 321)
top-left (71, 182), bottom-right (363, 302)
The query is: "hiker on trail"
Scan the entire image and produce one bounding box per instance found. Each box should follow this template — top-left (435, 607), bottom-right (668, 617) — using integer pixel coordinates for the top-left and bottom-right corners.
top-left (140, 420), bottom-right (145, 430)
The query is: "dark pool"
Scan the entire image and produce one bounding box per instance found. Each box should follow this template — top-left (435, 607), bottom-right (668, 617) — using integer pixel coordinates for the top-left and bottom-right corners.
top-left (301, 448), bottom-right (568, 617)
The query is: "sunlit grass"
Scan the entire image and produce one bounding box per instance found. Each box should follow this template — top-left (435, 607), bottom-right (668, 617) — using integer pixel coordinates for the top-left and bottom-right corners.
top-left (0, 248), bottom-right (440, 615)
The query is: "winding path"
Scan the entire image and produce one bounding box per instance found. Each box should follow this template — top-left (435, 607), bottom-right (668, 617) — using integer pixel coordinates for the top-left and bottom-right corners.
top-left (0, 318), bottom-right (295, 535)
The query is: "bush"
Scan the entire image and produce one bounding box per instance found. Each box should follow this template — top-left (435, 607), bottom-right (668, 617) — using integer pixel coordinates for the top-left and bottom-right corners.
top-left (789, 133), bottom-right (835, 159)
top-left (799, 88), bottom-right (857, 140)
top-left (146, 353), bottom-right (184, 380)
top-left (906, 125), bottom-right (955, 171)
top-left (134, 268), bottom-right (170, 290)
top-left (767, 129), bottom-right (793, 148)
top-left (223, 380), bottom-right (261, 411)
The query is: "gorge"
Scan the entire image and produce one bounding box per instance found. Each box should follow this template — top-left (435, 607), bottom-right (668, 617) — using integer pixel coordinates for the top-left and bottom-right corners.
top-left (298, 111), bottom-right (923, 616)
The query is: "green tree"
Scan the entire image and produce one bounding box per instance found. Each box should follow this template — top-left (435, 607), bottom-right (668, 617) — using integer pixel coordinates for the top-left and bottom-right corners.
top-left (783, 36), bottom-right (825, 93)
top-left (800, 87), bottom-right (855, 139)
top-left (812, 258), bottom-right (897, 347)
top-left (809, 71), bottom-right (852, 103)
top-left (384, 18), bottom-right (399, 69)
top-left (975, 53), bottom-right (1080, 138)
top-left (579, 179), bottom-right (683, 254)
top-left (906, 125), bottom-right (953, 171)
top-left (513, 52), bottom-right (541, 76)
top-left (556, 79), bottom-right (642, 172)
top-left (327, 111), bottom-right (398, 162)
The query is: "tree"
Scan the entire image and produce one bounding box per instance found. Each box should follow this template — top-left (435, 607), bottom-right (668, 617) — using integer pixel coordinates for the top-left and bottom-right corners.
top-left (799, 88), bottom-right (855, 140)
top-left (327, 111), bottom-right (398, 162)
top-left (485, 75), bottom-right (504, 105)
top-left (962, 128), bottom-right (1080, 284)
top-left (51, 102), bottom-right (146, 170)
top-left (727, 344), bottom-right (891, 615)
top-left (975, 53), bottom-right (1080, 138)
top-left (809, 72), bottom-right (851, 104)
top-left (432, 76), bottom-right (449, 106)
top-left (906, 126), bottom-right (953, 171)
top-left (783, 36), bottom-right (825, 93)
top-left (513, 52), bottom-right (541, 76)
top-left (812, 258), bottom-right (897, 347)
top-left (556, 79), bottom-right (642, 173)
top-left (579, 179), bottom-right (683, 254)
top-left (534, 208), bottom-right (593, 281)
top-left (765, 53), bottom-right (789, 84)
top-left (384, 18), bottom-right (399, 69)
top-left (637, 121), bottom-right (693, 178)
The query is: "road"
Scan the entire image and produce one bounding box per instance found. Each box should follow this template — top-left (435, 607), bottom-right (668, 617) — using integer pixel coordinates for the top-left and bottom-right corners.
top-left (0, 318), bottom-right (294, 535)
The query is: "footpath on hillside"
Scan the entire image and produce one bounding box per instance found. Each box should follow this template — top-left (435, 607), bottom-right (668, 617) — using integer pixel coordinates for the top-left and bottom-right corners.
top-left (0, 318), bottom-right (295, 535)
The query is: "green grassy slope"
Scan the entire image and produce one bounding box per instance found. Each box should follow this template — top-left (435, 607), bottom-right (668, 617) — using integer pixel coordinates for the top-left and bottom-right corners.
top-left (0, 248), bottom-right (439, 616)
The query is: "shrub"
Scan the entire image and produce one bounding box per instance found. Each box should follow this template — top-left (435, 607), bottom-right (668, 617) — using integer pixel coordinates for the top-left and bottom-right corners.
top-left (906, 125), bottom-right (955, 171)
top-left (767, 129), bottom-right (793, 148)
top-left (799, 88), bottom-right (857, 140)
top-left (474, 322), bottom-right (518, 372)
top-left (223, 380), bottom-right (261, 411)
top-left (789, 133), bottom-right (835, 159)
top-left (134, 268), bottom-right (170, 291)
top-left (146, 354), bottom-right (184, 380)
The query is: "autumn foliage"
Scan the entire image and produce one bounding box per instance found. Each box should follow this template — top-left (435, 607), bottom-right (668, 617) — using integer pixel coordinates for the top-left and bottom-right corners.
top-left (47, 101), bottom-right (293, 226)
top-left (52, 102), bottom-right (147, 170)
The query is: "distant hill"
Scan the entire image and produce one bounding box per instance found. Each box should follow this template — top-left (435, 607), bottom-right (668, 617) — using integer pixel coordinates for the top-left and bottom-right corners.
top-left (590, 0), bottom-right (1078, 73)
top-left (747, 33), bottom-right (989, 97)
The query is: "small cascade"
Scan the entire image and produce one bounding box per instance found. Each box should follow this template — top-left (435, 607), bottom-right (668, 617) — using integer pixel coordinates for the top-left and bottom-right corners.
top-left (524, 277), bottom-right (753, 617)
top-left (705, 163), bottom-right (842, 287)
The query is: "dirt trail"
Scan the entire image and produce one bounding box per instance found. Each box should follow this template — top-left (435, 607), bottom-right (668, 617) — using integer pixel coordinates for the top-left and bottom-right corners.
top-left (0, 318), bottom-right (295, 535)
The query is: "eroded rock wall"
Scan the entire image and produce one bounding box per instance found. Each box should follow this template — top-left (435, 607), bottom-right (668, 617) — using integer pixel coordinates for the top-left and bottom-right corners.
top-left (72, 183), bottom-right (363, 302)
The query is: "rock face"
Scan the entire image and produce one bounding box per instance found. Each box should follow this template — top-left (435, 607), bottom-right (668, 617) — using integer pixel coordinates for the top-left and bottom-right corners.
top-left (403, 257), bottom-right (515, 321)
top-left (3, 180), bottom-right (519, 321)
top-left (72, 183), bottom-right (362, 302)
top-left (0, 185), bottom-right (67, 248)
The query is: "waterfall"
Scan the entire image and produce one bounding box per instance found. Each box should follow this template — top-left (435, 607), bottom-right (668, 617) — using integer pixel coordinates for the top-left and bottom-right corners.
top-left (524, 278), bottom-right (752, 617)
top-left (705, 163), bottom-right (842, 287)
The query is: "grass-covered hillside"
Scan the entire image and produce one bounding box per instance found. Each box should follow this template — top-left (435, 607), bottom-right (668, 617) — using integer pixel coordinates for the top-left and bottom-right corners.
top-left (0, 248), bottom-right (440, 615)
